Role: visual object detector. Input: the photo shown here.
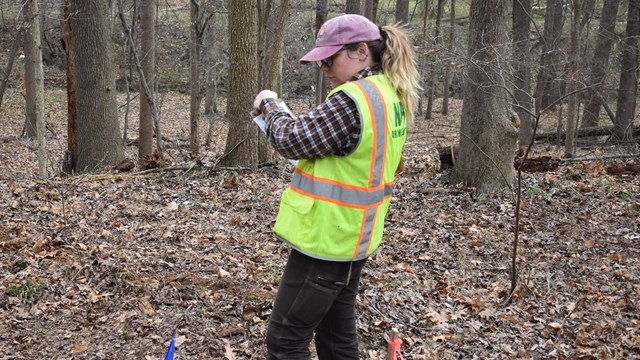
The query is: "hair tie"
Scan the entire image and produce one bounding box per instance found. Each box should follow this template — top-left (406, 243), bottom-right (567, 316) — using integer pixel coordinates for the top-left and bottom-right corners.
top-left (378, 26), bottom-right (387, 40)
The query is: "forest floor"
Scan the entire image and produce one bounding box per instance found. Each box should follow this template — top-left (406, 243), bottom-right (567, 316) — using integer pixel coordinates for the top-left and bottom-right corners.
top-left (1, 88), bottom-right (639, 359)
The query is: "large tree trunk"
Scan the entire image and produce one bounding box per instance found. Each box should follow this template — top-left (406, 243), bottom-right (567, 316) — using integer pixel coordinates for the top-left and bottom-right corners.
top-left (455, 0), bottom-right (517, 192)
top-left (395, 0), bottom-right (409, 24)
top-left (71, 0), bottom-right (124, 172)
top-left (139, 0), bottom-right (155, 161)
top-left (220, 0), bottom-right (260, 167)
top-left (512, 0), bottom-right (533, 147)
top-left (581, 0), bottom-right (622, 128)
top-left (565, 0), bottom-right (581, 158)
top-left (534, 0), bottom-right (563, 113)
top-left (63, 0), bottom-right (77, 174)
top-left (614, 0), bottom-right (640, 141)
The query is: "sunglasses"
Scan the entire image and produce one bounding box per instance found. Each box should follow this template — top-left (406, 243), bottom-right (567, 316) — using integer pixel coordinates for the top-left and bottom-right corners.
top-left (316, 45), bottom-right (358, 68)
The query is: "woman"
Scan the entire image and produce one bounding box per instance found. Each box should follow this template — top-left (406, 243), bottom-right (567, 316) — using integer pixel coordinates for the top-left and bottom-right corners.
top-left (252, 14), bottom-right (420, 359)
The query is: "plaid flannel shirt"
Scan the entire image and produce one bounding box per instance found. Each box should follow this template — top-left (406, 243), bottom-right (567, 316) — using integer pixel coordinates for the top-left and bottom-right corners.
top-left (260, 66), bottom-right (384, 160)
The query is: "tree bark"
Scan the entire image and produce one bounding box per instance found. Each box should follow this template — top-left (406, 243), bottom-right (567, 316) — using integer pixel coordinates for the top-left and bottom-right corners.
top-left (190, 1), bottom-right (201, 156)
top-left (314, 0), bottom-right (328, 105)
top-left (426, 0), bottom-right (446, 119)
top-left (613, 0), bottom-right (640, 141)
top-left (63, 0), bottom-right (77, 174)
top-left (455, 0), bottom-right (517, 192)
top-left (139, 0), bottom-right (156, 161)
top-left (512, 0), bottom-right (533, 147)
top-left (565, 0), bottom-right (581, 158)
top-left (417, 0), bottom-right (430, 118)
top-left (581, 0), bottom-right (622, 128)
top-left (23, 3), bottom-right (37, 139)
top-left (71, 0), bottom-right (124, 171)
top-left (220, 0), bottom-right (260, 167)
top-left (364, 0), bottom-right (374, 21)
top-left (345, 0), bottom-right (361, 14)
top-left (395, 0), bottom-right (409, 24)
top-left (534, 0), bottom-right (563, 112)
top-left (29, 0), bottom-right (47, 178)
top-left (0, 28), bottom-right (22, 111)
top-left (204, 8), bottom-right (218, 116)
top-left (442, 0), bottom-right (455, 115)
top-left (264, 0), bottom-right (290, 90)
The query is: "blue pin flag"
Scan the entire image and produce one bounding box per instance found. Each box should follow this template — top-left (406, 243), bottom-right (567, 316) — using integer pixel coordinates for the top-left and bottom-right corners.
top-left (164, 333), bottom-right (176, 360)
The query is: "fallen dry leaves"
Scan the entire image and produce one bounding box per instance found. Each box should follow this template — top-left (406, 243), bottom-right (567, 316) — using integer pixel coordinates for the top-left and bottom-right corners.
top-left (1, 91), bottom-right (639, 359)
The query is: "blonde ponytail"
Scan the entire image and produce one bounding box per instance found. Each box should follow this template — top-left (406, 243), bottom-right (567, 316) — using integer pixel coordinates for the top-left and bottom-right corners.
top-left (379, 24), bottom-right (421, 124)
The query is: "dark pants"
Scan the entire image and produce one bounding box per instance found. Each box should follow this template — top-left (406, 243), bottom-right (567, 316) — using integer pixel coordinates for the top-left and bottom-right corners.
top-left (266, 249), bottom-right (367, 360)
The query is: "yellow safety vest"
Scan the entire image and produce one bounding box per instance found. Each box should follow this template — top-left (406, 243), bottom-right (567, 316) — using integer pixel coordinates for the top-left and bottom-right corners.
top-left (273, 74), bottom-right (407, 261)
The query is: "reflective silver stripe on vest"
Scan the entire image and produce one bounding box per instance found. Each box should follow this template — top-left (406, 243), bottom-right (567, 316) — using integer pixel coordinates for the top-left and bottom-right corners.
top-left (291, 78), bottom-right (390, 208)
top-left (291, 174), bottom-right (394, 207)
top-left (357, 79), bottom-right (387, 188)
top-left (355, 207), bottom-right (378, 258)
top-left (292, 77), bottom-right (392, 260)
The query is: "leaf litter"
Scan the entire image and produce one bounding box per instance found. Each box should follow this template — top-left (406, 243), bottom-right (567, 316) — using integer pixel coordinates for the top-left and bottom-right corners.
top-left (0, 91), bottom-right (639, 359)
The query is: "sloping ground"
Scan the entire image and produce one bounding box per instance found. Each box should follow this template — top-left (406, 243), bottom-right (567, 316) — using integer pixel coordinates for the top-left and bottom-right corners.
top-left (1, 91), bottom-right (639, 359)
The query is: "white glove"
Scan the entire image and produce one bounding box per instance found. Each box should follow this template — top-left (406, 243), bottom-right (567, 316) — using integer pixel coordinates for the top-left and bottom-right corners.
top-left (253, 90), bottom-right (278, 113)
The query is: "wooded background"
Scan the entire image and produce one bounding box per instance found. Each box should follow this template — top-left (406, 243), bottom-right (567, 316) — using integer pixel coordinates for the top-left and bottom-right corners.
top-left (1, 1), bottom-right (639, 359)
top-left (1, 0), bottom-right (637, 191)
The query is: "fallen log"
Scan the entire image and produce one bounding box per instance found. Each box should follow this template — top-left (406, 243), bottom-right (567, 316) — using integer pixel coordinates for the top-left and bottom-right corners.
top-left (534, 124), bottom-right (640, 142)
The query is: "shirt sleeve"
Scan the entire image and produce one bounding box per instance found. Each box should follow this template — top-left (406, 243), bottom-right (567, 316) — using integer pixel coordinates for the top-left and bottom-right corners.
top-left (260, 92), bottom-right (361, 160)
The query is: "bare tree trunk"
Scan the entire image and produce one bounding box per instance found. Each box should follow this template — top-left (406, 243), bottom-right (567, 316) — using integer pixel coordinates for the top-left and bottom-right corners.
top-left (220, 0), bottom-right (260, 167)
top-left (0, 28), bottom-right (21, 110)
top-left (264, 0), bottom-right (290, 90)
top-left (62, 0), bottom-right (77, 174)
top-left (71, 0), bottom-right (124, 171)
top-left (117, 0), bottom-right (162, 153)
top-left (581, 0), bottom-right (622, 128)
top-left (257, 0), bottom-right (272, 88)
top-left (442, 0), bottom-right (455, 115)
top-left (29, 0), bottom-right (47, 178)
top-left (614, 0), bottom-right (640, 141)
top-left (345, 0), bottom-right (361, 14)
top-left (512, 0), bottom-right (533, 147)
top-left (139, 0), bottom-right (155, 161)
top-left (395, 0), bottom-right (409, 24)
top-left (364, 0), bottom-right (374, 20)
top-left (23, 3), bottom-right (36, 139)
top-left (565, 0), bottom-right (581, 158)
top-left (534, 0), bottom-right (564, 113)
top-left (427, 0), bottom-right (445, 119)
top-left (190, 1), bottom-right (201, 156)
top-left (455, 0), bottom-right (517, 192)
top-left (315, 0), bottom-right (328, 105)
top-left (417, 0), bottom-right (430, 118)
top-left (204, 9), bottom-right (218, 115)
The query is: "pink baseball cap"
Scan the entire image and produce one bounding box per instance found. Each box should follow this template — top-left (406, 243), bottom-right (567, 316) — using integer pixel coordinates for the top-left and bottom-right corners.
top-left (299, 14), bottom-right (381, 64)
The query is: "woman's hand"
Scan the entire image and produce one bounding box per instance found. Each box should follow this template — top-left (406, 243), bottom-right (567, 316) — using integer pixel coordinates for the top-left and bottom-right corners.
top-left (253, 90), bottom-right (278, 113)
